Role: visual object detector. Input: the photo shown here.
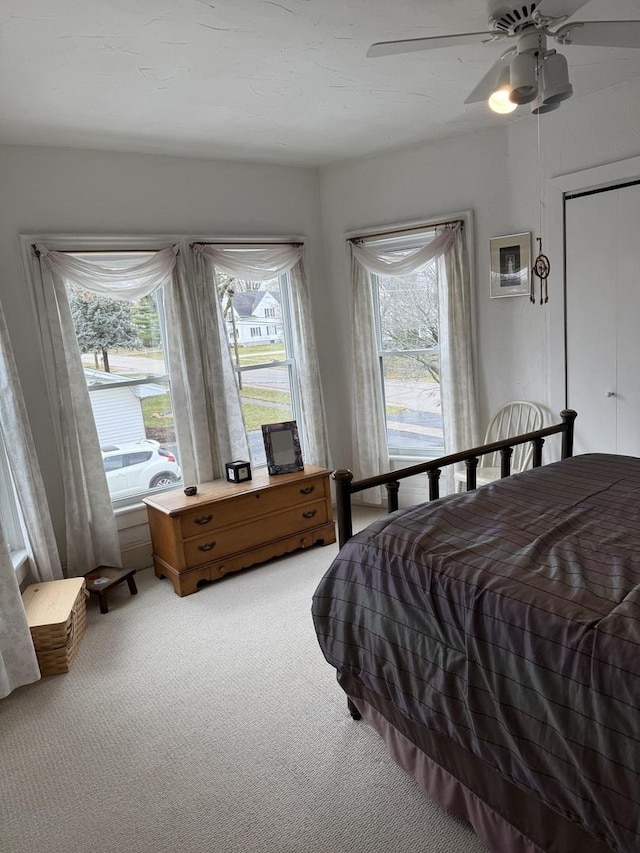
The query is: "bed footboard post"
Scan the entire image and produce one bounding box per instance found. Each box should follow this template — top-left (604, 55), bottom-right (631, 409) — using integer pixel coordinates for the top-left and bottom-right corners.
top-left (386, 480), bottom-right (400, 513)
top-left (464, 457), bottom-right (478, 491)
top-left (333, 469), bottom-right (354, 548)
top-left (560, 409), bottom-right (577, 459)
top-left (532, 437), bottom-right (544, 468)
top-left (427, 468), bottom-right (441, 500)
top-left (347, 698), bottom-right (362, 720)
top-left (500, 447), bottom-right (513, 478)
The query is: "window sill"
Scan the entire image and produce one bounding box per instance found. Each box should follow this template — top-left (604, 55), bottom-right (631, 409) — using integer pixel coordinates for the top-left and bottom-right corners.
top-left (11, 549), bottom-right (29, 586)
top-left (390, 452), bottom-right (445, 464)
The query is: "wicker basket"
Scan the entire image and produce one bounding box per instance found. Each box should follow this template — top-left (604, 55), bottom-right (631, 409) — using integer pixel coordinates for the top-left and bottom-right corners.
top-left (22, 578), bottom-right (88, 676)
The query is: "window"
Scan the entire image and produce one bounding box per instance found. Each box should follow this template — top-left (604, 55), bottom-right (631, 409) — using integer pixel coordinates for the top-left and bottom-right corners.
top-left (66, 255), bottom-right (183, 503)
top-left (222, 275), bottom-right (300, 467)
top-left (370, 233), bottom-right (443, 458)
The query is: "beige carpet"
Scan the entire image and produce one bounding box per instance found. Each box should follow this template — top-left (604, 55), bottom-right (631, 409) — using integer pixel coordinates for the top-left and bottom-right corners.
top-left (1, 510), bottom-right (488, 853)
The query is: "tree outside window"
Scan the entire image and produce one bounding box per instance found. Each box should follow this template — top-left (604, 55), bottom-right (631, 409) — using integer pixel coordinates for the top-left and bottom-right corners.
top-left (372, 256), bottom-right (443, 458)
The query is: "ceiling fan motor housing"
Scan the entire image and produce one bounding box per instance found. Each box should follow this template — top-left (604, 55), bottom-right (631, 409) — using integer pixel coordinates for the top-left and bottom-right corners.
top-left (488, 2), bottom-right (539, 35)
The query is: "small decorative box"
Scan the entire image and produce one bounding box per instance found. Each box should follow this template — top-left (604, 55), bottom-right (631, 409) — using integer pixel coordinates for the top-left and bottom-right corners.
top-left (225, 460), bottom-right (252, 483)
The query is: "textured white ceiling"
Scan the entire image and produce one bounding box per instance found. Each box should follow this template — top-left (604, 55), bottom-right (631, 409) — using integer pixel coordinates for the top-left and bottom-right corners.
top-left (1, 0), bottom-right (639, 166)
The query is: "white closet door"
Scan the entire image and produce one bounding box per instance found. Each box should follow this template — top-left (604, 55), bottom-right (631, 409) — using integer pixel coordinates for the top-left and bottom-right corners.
top-left (566, 183), bottom-right (640, 455)
top-left (566, 190), bottom-right (618, 454)
top-left (614, 184), bottom-right (640, 456)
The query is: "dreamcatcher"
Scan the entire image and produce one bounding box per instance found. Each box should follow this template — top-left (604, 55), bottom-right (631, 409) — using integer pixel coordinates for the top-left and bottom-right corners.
top-left (531, 237), bottom-right (550, 304)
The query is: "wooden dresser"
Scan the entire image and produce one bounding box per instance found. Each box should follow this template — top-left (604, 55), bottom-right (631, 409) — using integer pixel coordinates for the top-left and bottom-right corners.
top-left (143, 465), bottom-right (336, 596)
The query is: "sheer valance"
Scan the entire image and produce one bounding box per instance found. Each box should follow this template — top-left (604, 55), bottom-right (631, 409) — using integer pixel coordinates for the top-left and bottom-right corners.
top-left (192, 243), bottom-right (304, 281)
top-left (350, 223), bottom-right (460, 276)
top-left (35, 245), bottom-right (179, 301)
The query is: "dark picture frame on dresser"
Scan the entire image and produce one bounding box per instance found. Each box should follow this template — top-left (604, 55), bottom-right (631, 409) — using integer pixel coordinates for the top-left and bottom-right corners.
top-left (261, 420), bottom-right (304, 475)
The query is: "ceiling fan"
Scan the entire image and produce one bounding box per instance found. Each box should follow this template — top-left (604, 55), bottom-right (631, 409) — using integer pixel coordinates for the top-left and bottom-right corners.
top-left (367, 1), bottom-right (640, 114)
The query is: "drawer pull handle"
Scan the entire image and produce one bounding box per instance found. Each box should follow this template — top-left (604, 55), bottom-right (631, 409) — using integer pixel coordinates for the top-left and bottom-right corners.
top-left (198, 541), bottom-right (217, 552)
top-left (194, 515), bottom-right (213, 525)
top-left (302, 509), bottom-right (317, 519)
top-left (300, 486), bottom-right (315, 495)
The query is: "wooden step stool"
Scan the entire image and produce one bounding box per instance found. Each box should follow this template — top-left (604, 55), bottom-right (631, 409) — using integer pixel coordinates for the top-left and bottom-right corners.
top-left (83, 566), bottom-right (138, 614)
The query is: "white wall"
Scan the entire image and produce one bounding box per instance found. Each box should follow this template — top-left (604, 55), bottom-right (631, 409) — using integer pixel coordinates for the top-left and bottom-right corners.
top-left (0, 145), bottom-right (326, 567)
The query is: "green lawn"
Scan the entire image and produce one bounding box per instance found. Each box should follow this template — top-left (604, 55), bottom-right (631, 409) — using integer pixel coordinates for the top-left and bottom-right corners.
top-left (240, 385), bottom-right (292, 429)
top-left (140, 385), bottom-right (292, 433)
top-left (142, 393), bottom-right (174, 429)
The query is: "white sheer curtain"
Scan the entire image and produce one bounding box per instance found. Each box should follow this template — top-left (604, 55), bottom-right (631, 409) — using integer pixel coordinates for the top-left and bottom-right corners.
top-left (440, 226), bottom-right (479, 463)
top-left (193, 243), bottom-right (329, 468)
top-left (165, 250), bottom-right (249, 484)
top-left (0, 300), bottom-right (63, 583)
top-left (349, 222), bottom-right (478, 501)
top-left (0, 529), bottom-right (41, 698)
top-left (31, 246), bottom-right (179, 575)
top-left (0, 298), bottom-right (62, 697)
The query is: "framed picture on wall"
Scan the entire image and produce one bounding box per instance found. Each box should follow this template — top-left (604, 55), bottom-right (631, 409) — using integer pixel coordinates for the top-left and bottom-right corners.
top-left (262, 420), bottom-right (304, 475)
top-left (490, 232), bottom-right (531, 298)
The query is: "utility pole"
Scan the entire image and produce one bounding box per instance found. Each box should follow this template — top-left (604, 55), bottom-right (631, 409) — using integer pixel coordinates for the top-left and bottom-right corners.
top-left (228, 287), bottom-right (242, 390)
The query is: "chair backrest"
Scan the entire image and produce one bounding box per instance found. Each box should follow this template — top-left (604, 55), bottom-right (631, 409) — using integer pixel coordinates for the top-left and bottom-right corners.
top-left (481, 401), bottom-right (544, 472)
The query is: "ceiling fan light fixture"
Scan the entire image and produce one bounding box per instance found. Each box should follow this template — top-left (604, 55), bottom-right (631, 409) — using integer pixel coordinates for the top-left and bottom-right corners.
top-left (488, 67), bottom-right (517, 113)
top-left (508, 51), bottom-right (538, 104)
top-left (539, 51), bottom-right (573, 106)
top-left (530, 94), bottom-right (561, 115)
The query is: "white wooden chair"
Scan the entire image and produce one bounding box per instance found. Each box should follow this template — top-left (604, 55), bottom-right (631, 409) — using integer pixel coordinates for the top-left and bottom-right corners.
top-left (455, 401), bottom-right (544, 490)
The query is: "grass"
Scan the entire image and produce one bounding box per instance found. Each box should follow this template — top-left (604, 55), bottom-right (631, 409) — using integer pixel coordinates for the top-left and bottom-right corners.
top-left (142, 394), bottom-right (174, 429)
top-left (242, 402), bottom-right (292, 430)
top-left (240, 386), bottom-right (290, 404)
top-left (240, 385), bottom-right (292, 429)
top-left (140, 386), bottom-right (293, 433)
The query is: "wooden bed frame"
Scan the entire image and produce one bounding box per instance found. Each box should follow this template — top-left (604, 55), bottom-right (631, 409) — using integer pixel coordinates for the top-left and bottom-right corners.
top-left (332, 408), bottom-right (577, 549)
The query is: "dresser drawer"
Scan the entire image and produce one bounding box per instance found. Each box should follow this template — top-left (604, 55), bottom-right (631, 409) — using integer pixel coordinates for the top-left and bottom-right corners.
top-left (183, 499), bottom-right (330, 567)
top-left (179, 475), bottom-right (328, 539)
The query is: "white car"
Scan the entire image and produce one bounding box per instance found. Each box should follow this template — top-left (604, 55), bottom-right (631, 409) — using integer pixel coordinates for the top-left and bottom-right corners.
top-left (101, 439), bottom-right (182, 499)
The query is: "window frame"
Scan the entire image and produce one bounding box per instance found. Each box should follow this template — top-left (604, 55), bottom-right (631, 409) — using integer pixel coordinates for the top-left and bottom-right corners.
top-left (64, 250), bottom-right (181, 508)
top-left (368, 229), bottom-right (444, 460)
top-left (229, 270), bottom-right (302, 468)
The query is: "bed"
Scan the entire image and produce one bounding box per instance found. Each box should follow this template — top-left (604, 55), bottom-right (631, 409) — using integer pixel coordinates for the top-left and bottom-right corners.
top-left (312, 410), bottom-right (640, 853)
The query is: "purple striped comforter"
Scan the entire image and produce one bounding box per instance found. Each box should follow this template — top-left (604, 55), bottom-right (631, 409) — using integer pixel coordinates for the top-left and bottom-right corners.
top-left (312, 454), bottom-right (640, 853)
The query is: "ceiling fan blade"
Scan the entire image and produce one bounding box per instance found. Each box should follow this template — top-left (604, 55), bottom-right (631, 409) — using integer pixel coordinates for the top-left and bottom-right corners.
top-left (534, 0), bottom-right (591, 21)
top-left (366, 31), bottom-right (495, 58)
top-left (464, 50), bottom-right (516, 104)
top-left (554, 21), bottom-right (640, 49)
